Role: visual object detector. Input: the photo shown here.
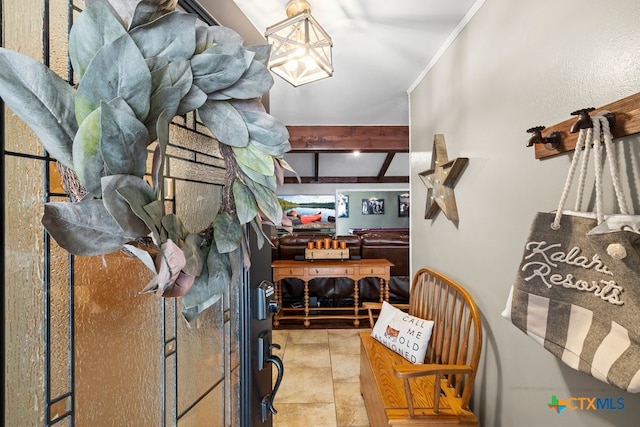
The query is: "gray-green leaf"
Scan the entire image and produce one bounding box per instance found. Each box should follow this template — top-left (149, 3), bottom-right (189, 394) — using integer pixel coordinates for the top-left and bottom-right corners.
top-left (214, 211), bottom-right (242, 253)
top-left (197, 99), bottom-right (248, 147)
top-left (72, 107), bottom-right (104, 196)
top-left (232, 179), bottom-right (258, 224)
top-left (76, 33), bottom-right (152, 125)
top-left (101, 174), bottom-right (151, 238)
top-left (245, 179), bottom-right (282, 225)
top-left (117, 184), bottom-right (161, 243)
top-left (129, 10), bottom-right (197, 61)
top-left (68, 0), bottom-right (126, 80)
top-left (232, 143), bottom-right (275, 176)
top-left (100, 101), bottom-right (149, 177)
top-left (0, 48), bottom-right (76, 168)
top-left (195, 25), bottom-right (244, 54)
top-left (217, 59), bottom-right (273, 100)
top-left (191, 48), bottom-right (251, 94)
top-left (42, 199), bottom-right (135, 256)
top-left (241, 110), bottom-right (289, 146)
top-left (181, 233), bottom-right (207, 276)
top-left (181, 243), bottom-right (230, 321)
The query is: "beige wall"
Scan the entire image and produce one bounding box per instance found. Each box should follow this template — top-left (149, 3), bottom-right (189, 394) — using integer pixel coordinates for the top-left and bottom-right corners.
top-left (409, 0), bottom-right (640, 425)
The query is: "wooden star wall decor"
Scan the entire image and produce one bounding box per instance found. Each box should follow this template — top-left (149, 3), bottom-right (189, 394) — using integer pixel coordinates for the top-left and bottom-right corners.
top-left (418, 134), bottom-right (469, 221)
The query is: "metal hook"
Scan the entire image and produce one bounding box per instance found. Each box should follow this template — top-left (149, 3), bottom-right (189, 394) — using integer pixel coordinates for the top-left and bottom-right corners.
top-left (570, 107), bottom-right (616, 133)
top-left (526, 126), bottom-right (561, 150)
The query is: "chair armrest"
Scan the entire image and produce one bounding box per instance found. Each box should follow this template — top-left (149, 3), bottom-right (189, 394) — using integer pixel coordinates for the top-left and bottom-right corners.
top-left (393, 363), bottom-right (473, 380)
top-left (394, 363), bottom-right (474, 415)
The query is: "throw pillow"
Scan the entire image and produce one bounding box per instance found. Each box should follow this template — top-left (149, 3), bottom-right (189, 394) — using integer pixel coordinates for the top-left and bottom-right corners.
top-left (371, 301), bottom-right (434, 364)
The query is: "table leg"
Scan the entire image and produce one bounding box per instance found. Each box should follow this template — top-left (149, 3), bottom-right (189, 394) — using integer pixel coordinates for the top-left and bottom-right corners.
top-left (303, 280), bottom-right (310, 328)
top-left (353, 279), bottom-right (360, 327)
top-left (384, 278), bottom-right (390, 302)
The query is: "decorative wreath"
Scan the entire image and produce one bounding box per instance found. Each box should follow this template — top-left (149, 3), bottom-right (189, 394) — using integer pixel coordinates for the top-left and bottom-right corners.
top-left (0, 0), bottom-right (295, 321)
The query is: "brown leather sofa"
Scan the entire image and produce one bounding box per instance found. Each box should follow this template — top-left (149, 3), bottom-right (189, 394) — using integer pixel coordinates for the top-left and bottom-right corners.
top-left (359, 232), bottom-right (410, 304)
top-left (272, 232), bottom-right (409, 309)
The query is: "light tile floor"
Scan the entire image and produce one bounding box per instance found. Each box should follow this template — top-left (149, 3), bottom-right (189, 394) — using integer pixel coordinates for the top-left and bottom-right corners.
top-left (271, 328), bottom-right (371, 427)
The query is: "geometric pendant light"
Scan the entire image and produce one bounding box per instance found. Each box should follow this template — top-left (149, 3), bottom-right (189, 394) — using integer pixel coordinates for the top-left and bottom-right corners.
top-left (265, 0), bottom-right (333, 87)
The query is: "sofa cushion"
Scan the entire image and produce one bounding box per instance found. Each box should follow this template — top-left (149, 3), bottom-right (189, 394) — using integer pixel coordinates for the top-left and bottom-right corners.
top-left (360, 232), bottom-right (409, 276)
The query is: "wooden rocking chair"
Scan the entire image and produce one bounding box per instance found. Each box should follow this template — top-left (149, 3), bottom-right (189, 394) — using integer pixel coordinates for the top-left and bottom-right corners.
top-left (359, 268), bottom-right (483, 426)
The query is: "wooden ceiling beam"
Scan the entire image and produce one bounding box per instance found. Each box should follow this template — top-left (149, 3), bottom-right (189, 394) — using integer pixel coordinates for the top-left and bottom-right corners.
top-left (377, 153), bottom-right (395, 181)
top-left (287, 125), bottom-right (409, 153)
top-left (284, 176), bottom-right (409, 184)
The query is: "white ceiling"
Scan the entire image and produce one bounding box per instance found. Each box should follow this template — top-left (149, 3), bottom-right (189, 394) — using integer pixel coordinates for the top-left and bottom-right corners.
top-left (231, 0), bottom-right (478, 126)
top-left (199, 0), bottom-right (480, 183)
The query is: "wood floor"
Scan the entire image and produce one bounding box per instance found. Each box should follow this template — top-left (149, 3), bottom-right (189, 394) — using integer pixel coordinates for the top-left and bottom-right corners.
top-left (271, 326), bottom-right (371, 427)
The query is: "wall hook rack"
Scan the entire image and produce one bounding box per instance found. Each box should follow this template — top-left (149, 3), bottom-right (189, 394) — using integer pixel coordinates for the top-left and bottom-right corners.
top-left (570, 107), bottom-right (616, 133)
top-left (526, 126), bottom-right (561, 150)
top-left (532, 90), bottom-right (640, 160)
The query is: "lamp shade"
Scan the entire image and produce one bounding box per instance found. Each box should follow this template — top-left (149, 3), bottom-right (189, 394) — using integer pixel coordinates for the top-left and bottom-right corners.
top-left (265, 3), bottom-right (333, 87)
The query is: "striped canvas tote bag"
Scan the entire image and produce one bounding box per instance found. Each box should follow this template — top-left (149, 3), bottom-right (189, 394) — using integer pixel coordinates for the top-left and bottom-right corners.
top-left (503, 112), bottom-right (640, 393)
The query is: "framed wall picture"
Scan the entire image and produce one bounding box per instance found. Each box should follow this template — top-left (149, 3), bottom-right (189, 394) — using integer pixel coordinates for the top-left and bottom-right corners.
top-left (337, 193), bottom-right (349, 218)
top-left (398, 193), bottom-right (410, 217)
top-left (362, 198), bottom-right (385, 215)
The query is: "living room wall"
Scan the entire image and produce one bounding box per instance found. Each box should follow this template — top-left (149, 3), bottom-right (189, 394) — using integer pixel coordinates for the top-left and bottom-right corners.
top-left (409, 0), bottom-right (640, 426)
top-left (335, 189), bottom-right (409, 235)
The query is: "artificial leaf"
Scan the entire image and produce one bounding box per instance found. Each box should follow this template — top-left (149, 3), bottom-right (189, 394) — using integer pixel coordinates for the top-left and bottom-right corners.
top-left (117, 184), bottom-right (162, 243)
top-left (151, 109), bottom-right (171, 197)
top-left (245, 179), bottom-right (282, 225)
top-left (177, 84), bottom-right (207, 115)
top-left (191, 53), bottom-right (246, 94)
top-left (232, 143), bottom-right (275, 176)
top-left (152, 238), bottom-right (186, 295)
top-left (68, 0), bottom-right (126, 80)
top-left (0, 48), bottom-right (76, 168)
top-left (276, 157), bottom-right (300, 183)
top-left (245, 45), bottom-right (271, 66)
top-left (129, 10), bottom-right (197, 61)
top-left (123, 243), bottom-right (156, 272)
top-left (76, 33), bottom-right (151, 125)
top-left (72, 107), bottom-right (105, 197)
top-left (129, 0), bottom-right (162, 30)
top-left (280, 214), bottom-right (294, 234)
top-left (148, 56), bottom-right (170, 85)
top-left (100, 101), bottom-right (149, 177)
top-left (161, 213), bottom-right (188, 246)
top-left (237, 163), bottom-right (277, 192)
top-left (241, 110), bottom-right (289, 146)
top-left (249, 217), bottom-right (266, 250)
top-left (143, 199), bottom-right (167, 243)
top-left (232, 179), bottom-right (258, 224)
top-left (101, 174), bottom-right (151, 237)
top-left (247, 139), bottom-right (291, 157)
top-left (181, 233), bottom-right (207, 276)
top-left (197, 99), bottom-right (248, 147)
top-left (218, 59), bottom-right (273, 100)
top-left (107, 96), bottom-right (136, 116)
top-left (150, 59), bottom-right (192, 99)
top-left (181, 242), bottom-right (230, 321)
top-left (194, 25), bottom-right (244, 54)
top-left (146, 86), bottom-right (181, 141)
top-left (162, 271), bottom-right (195, 297)
top-left (41, 199), bottom-right (135, 256)
top-left (213, 212), bottom-right (242, 253)
top-left (274, 158), bottom-right (285, 187)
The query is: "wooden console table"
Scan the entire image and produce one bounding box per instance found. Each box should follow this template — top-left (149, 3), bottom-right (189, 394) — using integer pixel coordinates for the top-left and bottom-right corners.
top-left (271, 259), bottom-right (393, 328)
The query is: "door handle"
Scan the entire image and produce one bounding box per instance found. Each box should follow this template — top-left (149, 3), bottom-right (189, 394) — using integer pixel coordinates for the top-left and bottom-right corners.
top-left (261, 354), bottom-right (284, 422)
